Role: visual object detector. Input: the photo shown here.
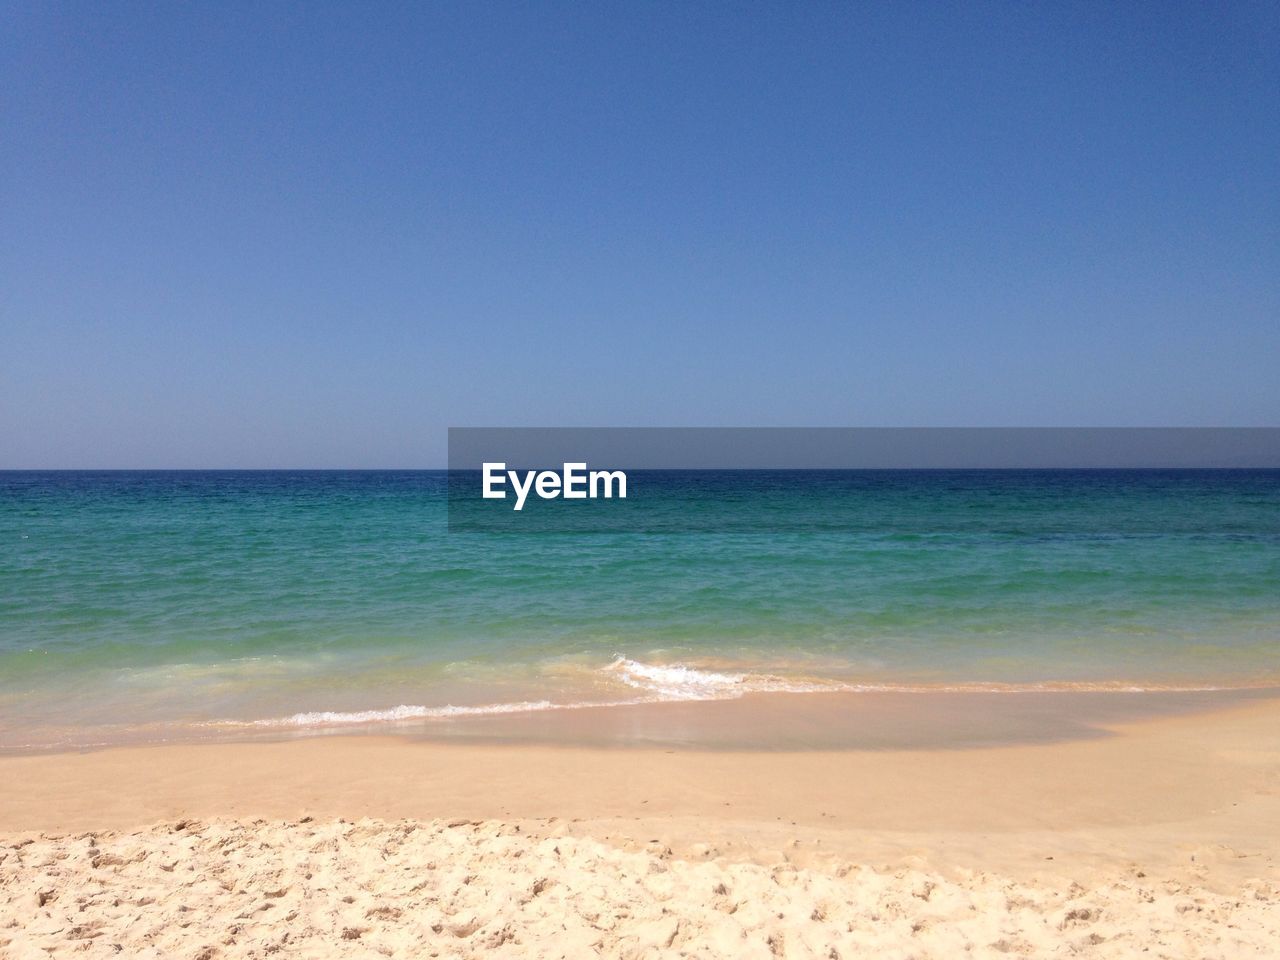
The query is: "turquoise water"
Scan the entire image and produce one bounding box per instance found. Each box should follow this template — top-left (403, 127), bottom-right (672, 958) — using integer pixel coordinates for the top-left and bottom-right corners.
top-left (1, 470), bottom-right (1278, 749)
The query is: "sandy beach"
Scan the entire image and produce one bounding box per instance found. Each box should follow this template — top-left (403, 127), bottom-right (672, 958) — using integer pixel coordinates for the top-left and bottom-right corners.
top-left (7, 0), bottom-right (1277, 953)
top-left (4, 693), bottom-right (1280, 958)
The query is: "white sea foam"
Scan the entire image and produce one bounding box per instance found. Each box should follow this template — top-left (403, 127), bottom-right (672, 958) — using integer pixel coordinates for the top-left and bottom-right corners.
top-left (261, 701), bottom-right (558, 727)
top-left (214, 658), bottom-right (1239, 732)
top-left (219, 697), bottom-right (647, 730)
top-left (602, 658), bottom-right (1234, 698)
top-left (603, 657), bottom-right (849, 699)
top-left (214, 659), bottom-right (843, 730)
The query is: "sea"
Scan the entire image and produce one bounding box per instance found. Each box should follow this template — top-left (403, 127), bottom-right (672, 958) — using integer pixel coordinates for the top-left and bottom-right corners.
top-left (1, 469), bottom-right (1277, 750)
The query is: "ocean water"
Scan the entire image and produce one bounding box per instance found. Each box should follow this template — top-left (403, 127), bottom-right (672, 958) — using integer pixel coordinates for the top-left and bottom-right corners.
top-left (1, 470), bottom-right (1278, 750)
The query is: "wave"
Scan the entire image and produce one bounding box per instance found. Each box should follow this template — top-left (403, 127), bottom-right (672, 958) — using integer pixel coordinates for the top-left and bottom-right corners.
top-left (601, 657), bottom-right (1249, 697)
top-left (209, 657), bottom-right (1253, 731)
top-left (216, 697), bottom-right (652, 730)
top-left (602, 657), bottom-right (849, 699)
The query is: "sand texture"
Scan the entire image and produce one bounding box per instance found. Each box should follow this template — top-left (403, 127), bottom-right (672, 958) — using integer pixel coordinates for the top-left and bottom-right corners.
top-left (4, 816), bottom-right (1279, 960)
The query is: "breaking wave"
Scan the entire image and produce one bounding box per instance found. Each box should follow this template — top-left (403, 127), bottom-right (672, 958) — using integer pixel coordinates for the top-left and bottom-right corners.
top-left (211, 657), bottom-right (1242, 731)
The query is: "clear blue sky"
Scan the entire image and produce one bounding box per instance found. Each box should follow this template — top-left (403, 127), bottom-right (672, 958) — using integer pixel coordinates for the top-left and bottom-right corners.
top-left (2, 1), bottom-right (1277, 467)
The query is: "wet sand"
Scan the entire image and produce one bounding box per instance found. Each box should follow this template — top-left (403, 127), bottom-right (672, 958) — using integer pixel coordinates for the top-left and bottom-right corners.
top-left (395, 685), bottom-right (1280, 750)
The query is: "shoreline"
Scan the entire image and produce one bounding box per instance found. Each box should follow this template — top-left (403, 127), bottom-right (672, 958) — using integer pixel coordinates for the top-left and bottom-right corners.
top-left (4, 684), bottom-right (1278, 757)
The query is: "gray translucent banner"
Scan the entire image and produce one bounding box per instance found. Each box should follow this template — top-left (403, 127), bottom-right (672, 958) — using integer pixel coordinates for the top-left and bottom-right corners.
top-left (446, 428), bottom-right (1280, 533)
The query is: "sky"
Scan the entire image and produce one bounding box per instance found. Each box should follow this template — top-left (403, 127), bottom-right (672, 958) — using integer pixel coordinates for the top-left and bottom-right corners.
top-left (2, 1), bottom-right (1277, 467)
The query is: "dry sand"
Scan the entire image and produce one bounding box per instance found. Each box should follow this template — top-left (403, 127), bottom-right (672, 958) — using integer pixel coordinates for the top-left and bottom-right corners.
top-left (3, 693), bottom-right (1279, 958)
top-left (5, 817), bottom-right (1278, 959)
